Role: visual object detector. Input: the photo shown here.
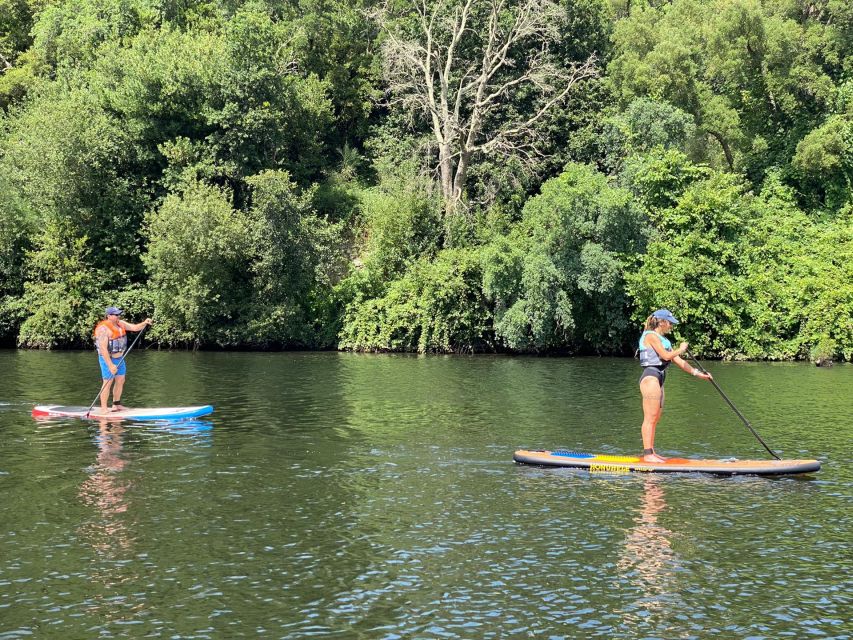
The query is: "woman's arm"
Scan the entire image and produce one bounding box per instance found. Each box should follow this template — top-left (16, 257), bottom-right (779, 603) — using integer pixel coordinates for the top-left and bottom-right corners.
top-left (672, 355), bottom-right (713, 379)
top-left (644, 332), bottom-right (688, 361)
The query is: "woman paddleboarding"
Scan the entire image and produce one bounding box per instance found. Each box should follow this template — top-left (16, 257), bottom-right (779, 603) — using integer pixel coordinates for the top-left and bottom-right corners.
top-left (638, 309), bottom-right (712, 462)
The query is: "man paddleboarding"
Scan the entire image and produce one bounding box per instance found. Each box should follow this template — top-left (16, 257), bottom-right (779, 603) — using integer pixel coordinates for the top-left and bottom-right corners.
top-left (94, 306), bottom-right (151, 415)
top-left (638, 309), bottom-right (712, 462)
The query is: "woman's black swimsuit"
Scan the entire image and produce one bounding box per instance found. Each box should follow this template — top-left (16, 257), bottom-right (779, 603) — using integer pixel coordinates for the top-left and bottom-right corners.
top-left (639, 366), bottom-right (667, 386)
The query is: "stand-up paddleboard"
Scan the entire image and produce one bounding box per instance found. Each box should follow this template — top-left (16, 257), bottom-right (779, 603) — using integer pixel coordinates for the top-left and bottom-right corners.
top-left (32, 405), bottom-right (214, 421)
top-left (513, 449), bottom-right (820, 476)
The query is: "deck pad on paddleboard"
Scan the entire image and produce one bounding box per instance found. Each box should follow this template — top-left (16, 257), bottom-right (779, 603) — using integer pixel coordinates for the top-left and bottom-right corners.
top-left (33, 405), bottom-right (214, 421)
top-left (513, 449), bottom-right (820, 476)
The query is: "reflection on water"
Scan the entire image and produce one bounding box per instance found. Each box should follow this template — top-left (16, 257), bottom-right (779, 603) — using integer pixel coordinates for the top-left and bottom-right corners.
top-left (79, 420), bottom-right (131, 524)
top-left (0, 350), bottom-right (849, 639)
top-left (76, 419), bottom-right (138, 627)
top-left (73, 416), bottom-right (213, 633)
top-left (617, 476), bottom-right (682, 631)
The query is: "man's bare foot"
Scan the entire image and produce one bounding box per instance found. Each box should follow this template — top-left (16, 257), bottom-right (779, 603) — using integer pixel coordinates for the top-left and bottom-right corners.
top-left (111, 404), bottom-right (127, 411)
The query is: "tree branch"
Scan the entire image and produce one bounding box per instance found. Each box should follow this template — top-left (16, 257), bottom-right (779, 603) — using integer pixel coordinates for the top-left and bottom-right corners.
top-left (478, 57), bottom-right (598, 155)
top-left (375, 0), bottom-right (599, 213)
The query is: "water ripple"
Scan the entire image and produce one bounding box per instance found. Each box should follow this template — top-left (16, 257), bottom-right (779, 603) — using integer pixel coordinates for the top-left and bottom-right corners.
top-left (0, 351), bottom-right (849, 638)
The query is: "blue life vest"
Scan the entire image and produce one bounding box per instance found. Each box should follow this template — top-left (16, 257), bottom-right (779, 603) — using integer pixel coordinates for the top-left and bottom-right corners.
top-left (639, 330), bottom-right (672, 368)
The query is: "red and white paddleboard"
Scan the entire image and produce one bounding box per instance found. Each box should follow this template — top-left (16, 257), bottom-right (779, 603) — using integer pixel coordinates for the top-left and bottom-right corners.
top-left (32, 405), bottom-right (214, 421)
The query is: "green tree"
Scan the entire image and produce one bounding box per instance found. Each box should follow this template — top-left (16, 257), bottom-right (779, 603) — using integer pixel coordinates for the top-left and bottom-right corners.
top-left (339, 247), bottom-right (491, 352)
top-left (0, 0), bottom-right (35, 66)
top-left (0, 167), bottom-right (33, 342)
top-left (599, 97), bottom-right (696, 173)
top-left (792, 113), bottom-right (853, 211)
top-left (483, 162), bottom-right (648, 352)
top-left (1, 83), bottom-right (147, 348)
top-left (245, 169), bottom-right (343, 347)
top-left (144, 180), bottom-right (253, 346)
top-left (93, 26), bottom-right (224, 178)
top-left (626, 170), bottom-right (853, 360)
top-left (31, 0), bottom-right (155, 75)
top-left (608, 0), bottom-right (843, 183)
top-left (619, 146), bottom-right (710, 211)
top-left (208, 2), bottom-right (333, 185)
top-left (2, 85), bottom-right (146, 282)
top-left (625, 171), bottom-right (750, 357)
top-left (281, 0), bottom-right (382, 154)
top-left (741, 176), bottom-right (853, 360)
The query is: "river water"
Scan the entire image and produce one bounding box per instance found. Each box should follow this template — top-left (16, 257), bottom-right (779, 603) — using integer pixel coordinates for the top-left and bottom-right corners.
top-left (0, 350), bottom-right (850, 639)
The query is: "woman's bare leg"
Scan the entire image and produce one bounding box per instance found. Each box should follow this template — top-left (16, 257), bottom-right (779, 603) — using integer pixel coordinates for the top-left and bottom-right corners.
top-left (640, 377), bottom-right (666, 462)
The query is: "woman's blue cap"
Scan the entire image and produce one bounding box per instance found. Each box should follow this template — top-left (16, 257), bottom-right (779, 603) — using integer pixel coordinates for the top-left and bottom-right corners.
top-left (105, 306), bottom-right (123, 316)
top-left (652, 309), bottom-right (679, 324)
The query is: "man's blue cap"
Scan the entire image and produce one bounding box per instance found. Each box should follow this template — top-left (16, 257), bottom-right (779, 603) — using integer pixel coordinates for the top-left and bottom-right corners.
top-left (652, 309), bottom-right (679, 324)
top-left (105, 306), bottom-right (123, 316)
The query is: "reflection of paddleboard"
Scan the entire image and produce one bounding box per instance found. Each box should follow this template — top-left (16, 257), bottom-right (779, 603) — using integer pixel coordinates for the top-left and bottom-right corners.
top-left (32, 405), bottom-right (214, 421)
top-left (513, 449), bottom-right (820, 476)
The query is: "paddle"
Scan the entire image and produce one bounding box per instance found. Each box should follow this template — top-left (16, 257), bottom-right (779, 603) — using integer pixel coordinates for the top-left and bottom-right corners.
top-left (685, 351), bottom-right (781, 460)
top-left (85, 324), bottom-right (149, 418)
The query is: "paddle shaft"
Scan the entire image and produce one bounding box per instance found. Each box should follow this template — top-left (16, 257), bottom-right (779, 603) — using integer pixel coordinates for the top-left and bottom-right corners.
top-left (85, 324), bottom-right (148, 417)
top-left (685, 351), bottom-right (781, 460)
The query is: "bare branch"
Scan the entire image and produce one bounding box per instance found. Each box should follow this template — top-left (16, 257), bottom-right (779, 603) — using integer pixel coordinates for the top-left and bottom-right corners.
top-left (477, 57), bottom-right (598, 155)
top-left (374, 0), bottom-right (599, 214)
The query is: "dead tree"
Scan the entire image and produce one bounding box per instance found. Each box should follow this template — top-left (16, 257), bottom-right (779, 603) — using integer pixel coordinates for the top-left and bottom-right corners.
top-left (376, 0), bottom-right (598, 214)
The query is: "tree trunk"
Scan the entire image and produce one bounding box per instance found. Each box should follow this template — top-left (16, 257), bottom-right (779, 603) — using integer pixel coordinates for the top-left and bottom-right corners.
top-left (439, 143), bottom-right (455, 211)
top-left (451, 149), bottom-right (472, 211)
top-left (708, 130), bottom-right (735, 171)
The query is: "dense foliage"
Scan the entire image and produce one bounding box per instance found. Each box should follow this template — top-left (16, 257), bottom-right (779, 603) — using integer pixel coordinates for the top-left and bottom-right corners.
top-left (0, 0), bottom-right (850, 360)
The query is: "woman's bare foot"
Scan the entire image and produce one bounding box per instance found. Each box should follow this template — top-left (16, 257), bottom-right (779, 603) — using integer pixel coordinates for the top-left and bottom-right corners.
top-left (642, 448), bottom-right (667, 463)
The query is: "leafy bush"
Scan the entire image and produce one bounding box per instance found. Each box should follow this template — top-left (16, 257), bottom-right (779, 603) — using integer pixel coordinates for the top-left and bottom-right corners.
top-left (626, 172), bottom-right (752, 357)
top-left (627, 172), bottom-right (853, 360)
top-left (483, 163), bottom-right (648, 353)
top-left (245, 170), bottom-right (343, 348)
top-left (356, 170), bottom-right (443, 281)
top-left (144, 180), bottom-right (253, 347)
top-left (339, 248), bottom-right (490, 353)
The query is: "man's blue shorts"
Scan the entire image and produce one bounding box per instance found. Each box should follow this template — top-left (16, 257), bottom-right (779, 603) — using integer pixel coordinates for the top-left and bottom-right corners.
top-left (98, 354), bottom-right (126, 379)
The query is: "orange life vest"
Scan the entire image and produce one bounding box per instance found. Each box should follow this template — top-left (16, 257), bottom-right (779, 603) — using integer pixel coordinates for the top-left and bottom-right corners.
top-left (94, 320), bottom-right (127, 354)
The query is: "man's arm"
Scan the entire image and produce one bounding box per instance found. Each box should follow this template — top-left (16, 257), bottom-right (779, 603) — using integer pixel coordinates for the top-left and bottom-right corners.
top-left (120, 318), bottom-right (152, 332)
top-left (95, 327), bottom-right (117, 374)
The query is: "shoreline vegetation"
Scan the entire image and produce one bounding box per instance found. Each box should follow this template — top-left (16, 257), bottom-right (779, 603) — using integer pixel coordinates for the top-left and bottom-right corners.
top-left (1, 0), bottom-right (851, 361)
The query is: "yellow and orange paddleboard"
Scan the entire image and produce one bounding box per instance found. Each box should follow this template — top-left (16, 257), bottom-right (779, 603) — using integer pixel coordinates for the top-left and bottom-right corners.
top-left (513, 449), bottom-right (820, 476)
